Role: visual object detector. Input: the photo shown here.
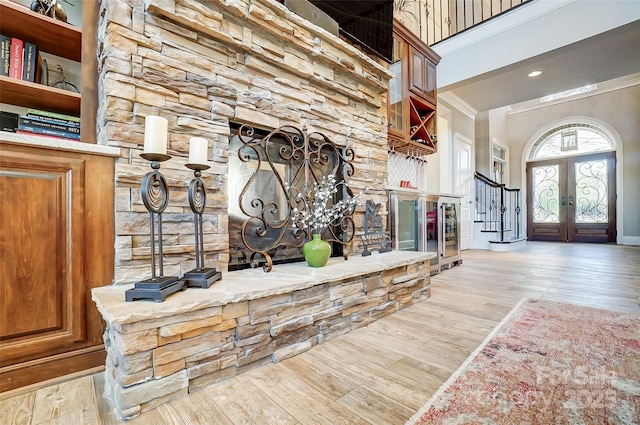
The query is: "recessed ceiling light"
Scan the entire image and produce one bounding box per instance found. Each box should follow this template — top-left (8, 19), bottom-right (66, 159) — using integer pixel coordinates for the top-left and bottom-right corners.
top-left (528, 70), bottom-right (543, 77)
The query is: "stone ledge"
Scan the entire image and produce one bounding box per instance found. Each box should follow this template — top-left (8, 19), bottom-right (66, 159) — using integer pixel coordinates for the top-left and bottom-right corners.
top-left (96, 251), bottom-right (434, 420)
top-left (92, 250), bottom-right (434, 327)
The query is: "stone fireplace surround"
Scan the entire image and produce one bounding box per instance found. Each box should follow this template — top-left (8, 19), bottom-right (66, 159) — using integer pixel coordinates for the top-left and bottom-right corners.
top-left (101, 0), bottom-right (393, 284)
top-left (92, 0), bottom-right (423, 419)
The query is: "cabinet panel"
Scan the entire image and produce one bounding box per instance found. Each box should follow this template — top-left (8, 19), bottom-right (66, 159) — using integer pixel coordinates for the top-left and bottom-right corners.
top-left (425, 59), bottom-right (437, 104)
top-left (409, 48), bottom-right (426, 96)
top-left (1, 170), bottom-right (64, 337)
top-left (409, 47), bottom-right (437, 103)
top-left (0, 143), bottom-right (114, 392)
top-left (0, 151), bottom-right (85, 365)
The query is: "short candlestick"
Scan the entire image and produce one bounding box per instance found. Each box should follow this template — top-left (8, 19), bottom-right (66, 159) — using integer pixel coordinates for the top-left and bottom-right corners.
top-left (181, 163), bottom-right (221, 288)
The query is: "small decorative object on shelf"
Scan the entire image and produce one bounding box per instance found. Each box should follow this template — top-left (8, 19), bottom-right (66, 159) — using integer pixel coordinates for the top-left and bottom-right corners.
top-left (303, 234), bottom-right (332, 267)
top-left (30, 0), bottom-right (70, 23)
top-left (291, 174), bottom-right (364, 267)
top-left (126, 116), bottom-right (184, 302)
top-left (181, 137), bottom-right (222, 288)
top-left (358, 200), bottom-right (392, 256)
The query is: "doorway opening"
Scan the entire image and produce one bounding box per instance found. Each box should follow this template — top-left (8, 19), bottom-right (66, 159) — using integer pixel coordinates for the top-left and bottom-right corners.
top-left (526, 123), bottom-right (616, 243)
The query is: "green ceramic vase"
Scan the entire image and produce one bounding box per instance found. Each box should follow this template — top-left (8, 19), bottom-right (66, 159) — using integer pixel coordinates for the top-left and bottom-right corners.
top-left (303, 234), bottom-right (331, 267)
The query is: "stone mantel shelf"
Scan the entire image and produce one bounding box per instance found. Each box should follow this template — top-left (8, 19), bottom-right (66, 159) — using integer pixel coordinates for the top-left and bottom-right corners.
top-left (92, 251), bottom-right (435, 328)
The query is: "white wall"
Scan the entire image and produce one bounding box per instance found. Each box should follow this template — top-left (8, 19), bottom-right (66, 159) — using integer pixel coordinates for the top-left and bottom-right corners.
top-left (507, 82), bottom-right (640, 243)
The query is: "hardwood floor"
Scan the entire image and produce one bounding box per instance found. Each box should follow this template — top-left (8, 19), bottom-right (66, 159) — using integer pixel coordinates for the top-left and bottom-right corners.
top-left (2, 242), bottom-right (638, 425)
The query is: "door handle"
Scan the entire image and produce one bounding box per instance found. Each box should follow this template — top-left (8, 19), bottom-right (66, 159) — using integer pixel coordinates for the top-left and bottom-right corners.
top-left (568, 195), bottom-right (574, 206)
top-left (561, 195), bottom-right (566, 206)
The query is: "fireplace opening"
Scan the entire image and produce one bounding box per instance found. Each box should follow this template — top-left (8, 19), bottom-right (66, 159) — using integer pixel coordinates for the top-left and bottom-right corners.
top-left (227, 123), bottom-right (354, 271)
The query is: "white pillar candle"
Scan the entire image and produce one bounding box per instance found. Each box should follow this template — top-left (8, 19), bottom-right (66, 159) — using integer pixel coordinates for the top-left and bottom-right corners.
top-left (143, 116), bottom-right (168, 155)
top-left (189, 137), bottom-right (209, 165)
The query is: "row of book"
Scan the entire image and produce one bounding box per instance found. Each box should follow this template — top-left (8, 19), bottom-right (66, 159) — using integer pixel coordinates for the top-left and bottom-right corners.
top-left (1, 108), bottom-right (80, 141)
top-left (0, 35), bottom-right (48, 85)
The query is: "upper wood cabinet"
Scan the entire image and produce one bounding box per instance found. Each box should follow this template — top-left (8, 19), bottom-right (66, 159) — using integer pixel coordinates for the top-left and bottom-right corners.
top-left (0, 0), bottom-right (97, 143)
top-left (388, 20), bottom-right (441, 156)
top-left (409, 47), bottom-right (437, 105)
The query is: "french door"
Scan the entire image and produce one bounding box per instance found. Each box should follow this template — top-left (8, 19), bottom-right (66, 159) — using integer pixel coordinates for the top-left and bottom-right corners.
top-left (526, 151), bottom-right (616, 243)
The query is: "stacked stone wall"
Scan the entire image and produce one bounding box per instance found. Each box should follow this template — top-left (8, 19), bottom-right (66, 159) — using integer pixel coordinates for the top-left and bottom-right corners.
top-left (97, 0), bottom-right (392, 283)
top-left (102, 259), bottom-right (430, 419)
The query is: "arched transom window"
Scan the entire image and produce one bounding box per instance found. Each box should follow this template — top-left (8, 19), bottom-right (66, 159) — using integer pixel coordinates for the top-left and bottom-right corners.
top-left (528, 123), bottom-right (614, 161)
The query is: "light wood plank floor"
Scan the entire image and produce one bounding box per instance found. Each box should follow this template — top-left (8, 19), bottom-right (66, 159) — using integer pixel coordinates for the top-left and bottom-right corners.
top-left (2, 242), bottom-right (639, 424)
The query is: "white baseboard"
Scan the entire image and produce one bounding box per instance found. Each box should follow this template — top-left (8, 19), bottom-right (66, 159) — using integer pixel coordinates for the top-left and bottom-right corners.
top-left (489, 239), bottom-right (527, 252)
top-left (621, 236), bottom-right (640, 246)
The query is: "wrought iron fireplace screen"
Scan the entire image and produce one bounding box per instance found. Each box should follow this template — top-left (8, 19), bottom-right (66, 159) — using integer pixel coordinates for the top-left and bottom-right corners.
top-left (228, 124), bottom-right (357, 272)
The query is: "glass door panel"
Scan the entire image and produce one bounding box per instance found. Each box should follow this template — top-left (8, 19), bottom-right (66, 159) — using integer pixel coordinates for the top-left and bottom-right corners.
top-left (441, 200), bottom-right (459, 258)
top-left (527, 152), bottom-right (615, 243)
top-left (567, 152), bottom-right (616, 243)
top-left (397, 199), bottom-right (419, 251)
top-left (574, 159), bottom-right (608, 223)
top-left (425, 200), bottom-right (438, 266)
top-left (388, 36), bottom-right (404, 135)
top-left (532, 164), bottom-right (560, 223)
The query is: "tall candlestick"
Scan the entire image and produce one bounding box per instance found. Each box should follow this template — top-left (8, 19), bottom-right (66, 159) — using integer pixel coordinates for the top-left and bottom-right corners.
top-left (144, 116), bottom-right (168, 155)
top-left (188, 137), bottom-right (208, 165)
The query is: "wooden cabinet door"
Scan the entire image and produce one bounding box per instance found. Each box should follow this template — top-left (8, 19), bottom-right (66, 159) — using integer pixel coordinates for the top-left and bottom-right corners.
top-left (0, 151), bottom-right (85, 364)
top-left (409, 47), bottom-right (426, 96)
top-left (0, 145), bottom-right (114, 391)
top-left (424, 59), bottom-right (437, 104)
top-left (409, 48), bottom-right (437, 104)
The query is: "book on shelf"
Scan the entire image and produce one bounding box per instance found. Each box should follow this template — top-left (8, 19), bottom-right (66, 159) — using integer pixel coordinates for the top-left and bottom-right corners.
top-left (0, 34), bottom-right (10, 77)
top-left (16, 129), bottom-right (81, 141)
top-left (25, 111), bottom-right (81, 128)
top-left (18, 116), bottom-right (80, 134)
top-left (9, 37), bottom-right (23, 79)
top-left (22, 42), bottom-right (37, 82)
top-left (17, 124), bottom-right (81, 140)
top-left (1, 111), bottom-right (19, 132)
top-left (27, 108), bottom-right (80, 123)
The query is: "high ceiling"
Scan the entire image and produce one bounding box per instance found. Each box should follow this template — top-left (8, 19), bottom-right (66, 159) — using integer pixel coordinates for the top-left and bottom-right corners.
top-left (438, 18), bottom-right (640, 113)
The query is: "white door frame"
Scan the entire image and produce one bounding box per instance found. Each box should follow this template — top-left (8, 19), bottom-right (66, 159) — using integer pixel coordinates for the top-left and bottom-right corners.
top-left (453, 132), bottom-right (475, 250)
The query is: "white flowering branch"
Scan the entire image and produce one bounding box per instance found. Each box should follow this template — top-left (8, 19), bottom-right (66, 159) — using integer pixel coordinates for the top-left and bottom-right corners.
top-left (290, 174), bottom-right (364, 235)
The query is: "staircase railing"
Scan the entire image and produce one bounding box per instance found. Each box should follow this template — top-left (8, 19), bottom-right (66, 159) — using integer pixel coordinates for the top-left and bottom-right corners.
top-left (474, 172), bottom-right (522, 242)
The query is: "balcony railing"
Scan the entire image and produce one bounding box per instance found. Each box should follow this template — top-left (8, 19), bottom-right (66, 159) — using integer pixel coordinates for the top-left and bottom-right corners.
top-left (395, 0), bottom-right (533, 46)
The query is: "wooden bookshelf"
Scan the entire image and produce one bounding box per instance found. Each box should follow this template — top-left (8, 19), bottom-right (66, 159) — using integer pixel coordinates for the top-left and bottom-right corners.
top-left (0, 0), bottom-right (81, 61)
top-left (0, 0), bottom-right (83, 118)
top-left (0, 75), bottom-right (81, 115)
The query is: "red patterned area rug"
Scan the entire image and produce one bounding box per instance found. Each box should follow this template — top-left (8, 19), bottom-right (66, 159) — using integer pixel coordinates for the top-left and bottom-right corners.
top-left (407, 298), bottom-right (640, 425)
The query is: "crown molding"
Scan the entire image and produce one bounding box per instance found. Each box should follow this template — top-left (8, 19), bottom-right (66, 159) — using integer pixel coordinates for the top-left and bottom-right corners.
top-left (438, 92), bottom-right (478, 119)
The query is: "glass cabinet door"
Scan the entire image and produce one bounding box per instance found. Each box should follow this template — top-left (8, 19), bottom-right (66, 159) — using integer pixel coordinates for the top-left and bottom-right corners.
top-left (388, 36), bottom-right (404, 135)
top-left (397, 199), bottom-right (419, 251)
top-left (425, 200), bottom-right (439, 266)
top-left (441, 200), bottom-right (459, 258)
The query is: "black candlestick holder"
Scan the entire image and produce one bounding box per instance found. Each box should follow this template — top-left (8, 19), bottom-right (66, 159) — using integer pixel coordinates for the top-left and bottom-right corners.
top-left (126, 153), bottom-right (185, 302)
top-left (181, 163), bottom-right (221, 288)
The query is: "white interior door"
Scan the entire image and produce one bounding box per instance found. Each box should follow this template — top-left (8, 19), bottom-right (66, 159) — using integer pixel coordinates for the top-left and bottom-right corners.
top-left (455, 134), bottom-right (474, 250)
